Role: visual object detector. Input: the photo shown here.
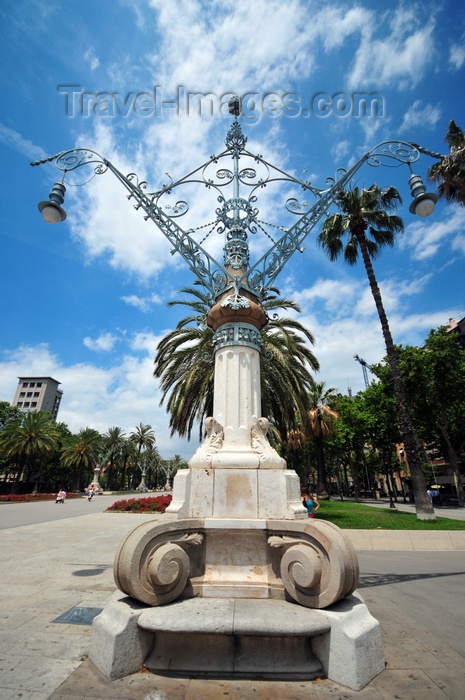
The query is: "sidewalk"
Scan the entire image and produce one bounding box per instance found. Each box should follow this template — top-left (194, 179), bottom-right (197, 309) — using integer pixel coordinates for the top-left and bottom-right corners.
top-left (0, 509), bottom-right (464, 699)
top-left (355, 496), bottom-right (465, 521)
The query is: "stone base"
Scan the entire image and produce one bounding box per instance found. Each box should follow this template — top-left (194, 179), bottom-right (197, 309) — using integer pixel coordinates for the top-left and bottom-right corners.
top-left (113, 518), bottom-right (359, 608)
top-left (167, 468), bottom-right (306, 519)
top-left (91, 593), bottom-right (384, 690)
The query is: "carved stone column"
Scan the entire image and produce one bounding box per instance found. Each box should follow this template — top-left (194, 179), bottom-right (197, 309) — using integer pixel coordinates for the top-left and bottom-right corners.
top-left (167, 284), bottom-right (304, 520)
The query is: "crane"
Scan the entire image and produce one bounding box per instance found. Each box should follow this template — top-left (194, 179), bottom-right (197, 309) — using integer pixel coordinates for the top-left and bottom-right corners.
top-left (354, 354), bottom-right (370, 390)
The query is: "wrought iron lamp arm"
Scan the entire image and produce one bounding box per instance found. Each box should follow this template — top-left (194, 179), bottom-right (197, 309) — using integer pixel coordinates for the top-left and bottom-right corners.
top-left (31, 149), bottom-right (230, 298)
top-left (104, 160), bottom-right (228, 295)
top-left (238, 139), bottom-right (427, 294)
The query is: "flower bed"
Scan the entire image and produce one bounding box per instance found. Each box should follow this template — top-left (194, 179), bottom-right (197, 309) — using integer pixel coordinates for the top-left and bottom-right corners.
top-left (106, 495), bottom-right (172, 513)
top-left (0, 492), bottom-right (80, 503)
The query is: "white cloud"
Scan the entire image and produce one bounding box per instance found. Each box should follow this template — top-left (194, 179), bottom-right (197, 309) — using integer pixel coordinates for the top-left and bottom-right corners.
top-left (399, 100), bottom-right (441, 133)
top-left (449, 43), bottom-right (465, 70)
top-left (451, 233), bottom-right (465, 255)
top-left (348, 9), bottom-right (435, 90)
top-left (130, 331), bottom-right (161, 354)
top-left (402, 207), bottom-right (465, 260)
top-left (0, 123), bottom-right (48, 161)
top-left (83, 333), bottom-right (119, 352)
top-left (293, 278), bottom-right (364, 316)
top-left (121, 293), bottom-right (162, 312)
top-left (83, 47), bottom-right (100, 71)
top-left (148, 0), bottom-right (314, 93)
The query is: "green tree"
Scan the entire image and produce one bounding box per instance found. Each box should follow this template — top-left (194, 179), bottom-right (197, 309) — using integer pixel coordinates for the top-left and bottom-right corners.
top-left (398, 327), bottom-right (465, 507)
top-left (361, 381), bottom-right (402, 506)
top-left (41, 421), bottom-right (74, 491)
top-left (103, 426), bottom-right (127, 490)
top-left (129, 423), bottom-right (156, 489)
top-left (118, 438), bottom-right (138, 491)
top-left (306, 380), bottom-right (338, 499)
top-left (318, 184), bottom-right (434, 520)
top-left (428, 120), bottom-right (465, 205)
top-left (329, 393), bottom-right (367, 500)
top-left (0, 401), bottom-right (22, 430)
top-left (0, 402), bottom-right (23, 484)
top-left (154, 285), bottom-right (319, 441)
top-left (61, 428), bottom-right (102, 491)
top-left (0, 411), bottom-right (60, 492)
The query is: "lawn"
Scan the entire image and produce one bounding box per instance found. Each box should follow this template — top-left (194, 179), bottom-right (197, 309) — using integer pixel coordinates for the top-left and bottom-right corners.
top-left (317, 499), bottom-right (465, 530)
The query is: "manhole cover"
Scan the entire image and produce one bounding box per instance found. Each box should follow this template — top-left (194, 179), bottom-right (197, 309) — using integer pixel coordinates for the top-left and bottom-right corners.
top-left (52, 606), bottom-right (103, 625)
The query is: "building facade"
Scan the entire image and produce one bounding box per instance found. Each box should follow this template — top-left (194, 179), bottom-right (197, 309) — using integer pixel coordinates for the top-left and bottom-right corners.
top-left (446, 316), bottom-right (465, 349)
top-left (12, 377), bottom-right (63, 420)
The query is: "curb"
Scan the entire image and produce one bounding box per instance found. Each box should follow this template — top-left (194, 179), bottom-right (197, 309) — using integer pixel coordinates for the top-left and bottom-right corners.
top-left (346, 529), bottom-right (465, 551)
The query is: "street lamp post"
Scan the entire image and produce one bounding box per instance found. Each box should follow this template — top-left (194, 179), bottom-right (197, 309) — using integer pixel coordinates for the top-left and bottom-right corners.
top-left (31, 113), bottom-right (438, 516)
top-left (30, 103), bottom-right (439, 683)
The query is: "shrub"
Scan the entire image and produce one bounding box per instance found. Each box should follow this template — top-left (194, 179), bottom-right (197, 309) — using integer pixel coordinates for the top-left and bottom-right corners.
top-left (0, 492), bottom-right (80, 503)
top-left (106, 495), bottom-right (172, 513)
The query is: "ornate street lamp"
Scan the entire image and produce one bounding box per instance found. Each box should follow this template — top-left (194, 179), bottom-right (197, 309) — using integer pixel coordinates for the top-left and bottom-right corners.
top-left (30, 105), bottom-right (440, 684)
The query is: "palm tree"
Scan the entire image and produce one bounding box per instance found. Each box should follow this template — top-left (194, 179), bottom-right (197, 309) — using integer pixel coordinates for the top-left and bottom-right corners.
top-left (428, 120), bottom-right (465, 205)
top-left (0, 411), bottom-right (60, 492)
top-left (141, 442), bottom-right (161, 488)
top-left (286, 426), bottom-right (306, 479)
top-left (318, 183), bottom-right (435, 519)
top-left (154, 284), bottom-right (319, 441)
top-left (129, 423), bottom-right (156, 489)
top-left (61, 428), bottom-right (102, 491)
top-left (306, 380), bottom-right (338, 499)
top-left (103, 426), bottom-right (126, 490)
top-left (118, 438), bottom-right (138, 491)
top-left (154, 284), bottom-right (215, 442)
top-left (129, 423), bottom-right (155, 453)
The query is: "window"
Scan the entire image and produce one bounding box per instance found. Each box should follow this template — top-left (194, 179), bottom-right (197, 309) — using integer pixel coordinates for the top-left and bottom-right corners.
top-left (34, 392), bottom-right (40, 397)
top-left (20, 392), bottom-right (25, 397)
top-left (29, 382), bottom-right (35, 387)
top-left (17, 402), bottom-right (23, 407)
top-left (24, 402), bottom-right (30, 408)
top-left (22, 382), bottom-right (28, 387)
top-left (27, 392), bottom-right (32, 397)
top-left (36, 382), bottom-right (42, 387)
top-left (31, 402), bottom-right (37, 407)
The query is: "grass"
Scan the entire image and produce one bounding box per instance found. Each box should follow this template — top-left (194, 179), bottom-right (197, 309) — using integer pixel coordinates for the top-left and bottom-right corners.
top-left (317, 499), bottom-right (465, 530)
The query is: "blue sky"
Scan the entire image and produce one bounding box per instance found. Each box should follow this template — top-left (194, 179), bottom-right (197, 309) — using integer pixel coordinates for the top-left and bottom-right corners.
top-left (1, 0), bottom-right (464, 459)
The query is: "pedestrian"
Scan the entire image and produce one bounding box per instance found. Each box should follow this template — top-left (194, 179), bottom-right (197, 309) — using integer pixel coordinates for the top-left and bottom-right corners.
top-left (87, 487), bottom-right (94, 501)
top-left (55, 489), bottom-right (66, 504)
top-left (301, 490), bottom-right (320, 518)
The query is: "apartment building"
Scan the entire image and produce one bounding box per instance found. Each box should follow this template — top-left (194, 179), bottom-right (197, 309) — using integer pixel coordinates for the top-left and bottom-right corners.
top-left (12, 376), bottom-right (63, 420)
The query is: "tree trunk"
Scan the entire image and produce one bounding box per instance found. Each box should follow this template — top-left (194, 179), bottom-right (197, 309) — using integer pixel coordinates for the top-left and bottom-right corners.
top-left (355, 226), bottom-right (435, 520)
top-left (440, 426), bottom-right (465, 507)
top-left (347, 449), bottom-right (361, 501)
top-left (315, 434), bottom-right (329, 499)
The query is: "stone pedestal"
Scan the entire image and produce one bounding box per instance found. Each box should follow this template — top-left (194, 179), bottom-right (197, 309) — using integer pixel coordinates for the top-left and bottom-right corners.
top-left (90, 287), bottom-right (384, 689)
top-left (89, 466), bottom-right (103, 494)
top-left (91, 593), bottom-right (384, 690)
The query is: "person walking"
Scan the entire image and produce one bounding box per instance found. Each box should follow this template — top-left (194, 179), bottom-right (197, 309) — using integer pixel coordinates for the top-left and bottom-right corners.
top-left (301, 490), bottom-right (320, 518)
top-left (87, 487), bottom-right (94, 502)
